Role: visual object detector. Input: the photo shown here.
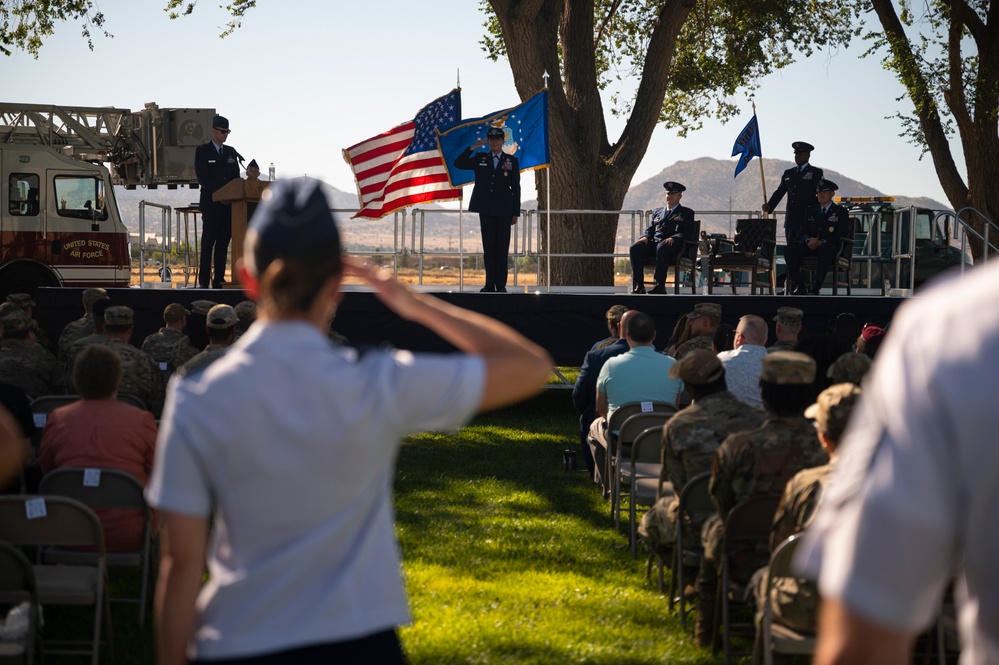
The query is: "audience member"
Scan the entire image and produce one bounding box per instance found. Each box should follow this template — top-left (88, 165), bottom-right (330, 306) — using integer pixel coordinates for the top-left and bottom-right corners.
top-left (827, 352), bottom-right (872, 386)
top-left (768, 307), bottom-right (803, 353)
top-left (0, 404), bottom-right (24, 488)
top-left (793, 332), bottom-right (851, 393)
top-left (856, 323), bottom-right (885, 359)
top-left (141, 303), bottom-right (198, 378)
top-left (673, 303), bottom-right (722, 360)
top-left (174, 304), bottom-right (237, 379)
top-left (800, 261), bottom-right (999, 665)
top-left (717, 314), bottom-right (769, 408)
top-left (591, 304), bottom-right (629, 351)
top-left (664, 311), bottom-right (693, 357)
top-left (39, 344), bottom-right (157, 551)
top-left (752, 383), bottom-right (861, 637)
top-left (232, 300), bottom-right (257, 343)
top-left (181, 299), bottom-right (216, 354)
top-left (57, 288), bottom-right (107, 365)
top-left (696, 351), bottom-right (827, 646)
top-left (572, 311), bottom-right (630, 478)
top-left (104, 306), bottom-right (166, 417)
top-left (711, 323), bottom-right (735, 354)
top-left (830, 312), bottom-right (861, 352)
top-left (148, 177), bottom-right (552, 664)
top-left (586, 311), bottom-right (683, 491)
top-left (0, 309), bottom-right (62, 399)
top-left (5, 293), bottom-right (52, 351)
top-left (639, 351), bottom-right (764, 575)
top-left (63, 297), bottom-right (112, 382)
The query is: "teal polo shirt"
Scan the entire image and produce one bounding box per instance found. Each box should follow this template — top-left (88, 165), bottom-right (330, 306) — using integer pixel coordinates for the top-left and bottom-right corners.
top-left (596, 345), bottom-right (683, 430)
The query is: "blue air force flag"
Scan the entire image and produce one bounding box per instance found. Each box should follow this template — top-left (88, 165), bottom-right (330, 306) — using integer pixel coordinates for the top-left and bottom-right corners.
top-left (732, 115), bottom-right (762, 178)
top-left (437, 90), bottom-right (550, 187)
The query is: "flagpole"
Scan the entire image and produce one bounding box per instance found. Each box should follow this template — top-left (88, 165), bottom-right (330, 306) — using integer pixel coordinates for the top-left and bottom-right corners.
top-left (753, 101), bottom-right (769, 217)
top-left (458, 198), bottom-right (465, 290)
top-left (542, 70), bottom-right (551, 293)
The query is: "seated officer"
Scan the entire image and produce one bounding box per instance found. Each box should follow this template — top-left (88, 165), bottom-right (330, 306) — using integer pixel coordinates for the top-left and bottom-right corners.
top-left (629, 181), bottom-right (695, 294)
top-left (784, 179), bottom-right (848, 295)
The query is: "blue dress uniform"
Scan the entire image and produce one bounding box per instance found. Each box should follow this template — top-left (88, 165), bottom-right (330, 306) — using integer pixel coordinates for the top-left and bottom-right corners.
top-left (195, 115), bottom-right (242, 288)
top-left (784, 180), bottom-right (849, 294)
top-left (766, 142), bottom-right (823, 243)
top-left (453, 128), bottom-right (521, 292)
top-left (629, 181), bottom-right (695, 294)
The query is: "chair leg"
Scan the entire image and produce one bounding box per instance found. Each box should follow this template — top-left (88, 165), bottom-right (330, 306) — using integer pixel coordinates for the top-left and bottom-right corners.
top-left (729, 272), bottom-right (737, 294)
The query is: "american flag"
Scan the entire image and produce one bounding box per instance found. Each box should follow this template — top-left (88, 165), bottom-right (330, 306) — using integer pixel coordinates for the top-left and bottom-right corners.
top-left (343, 89), bottom-right (462, 219)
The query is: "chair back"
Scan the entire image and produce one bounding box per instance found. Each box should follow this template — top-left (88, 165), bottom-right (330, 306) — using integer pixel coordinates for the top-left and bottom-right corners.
top-left (678, 220), bottom-right (702, 265)
top-left (608, 401), bottom-right (676, 436)
top-left (630, 426), bottom-right (664, 465)
top-left (39, 467), bottom-right (147, 512)
top-left (0, 495), bottom-right (105, 551)
top-left (117, 393), bottom-right (148, 410)
top-left (678, 471), bottom-right (715, 531)
top-left (733, 218), bottom-right (777, 262)
top-left (723, 494), bottom-right (781, 580)
top-left (618, 409), bottom-right (676, 447)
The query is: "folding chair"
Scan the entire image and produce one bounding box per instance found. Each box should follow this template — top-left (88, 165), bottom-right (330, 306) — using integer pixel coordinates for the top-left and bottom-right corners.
top-left (714, 494), bottom-right (780, 665)
top-left (798, 217), bottom-right (857, 295)
top-left (39, 467), bottom-right (155, 627)
top-left (642, 220), bottom-right (702, 293)
top-left (758, 534), bottom-right (817, 665)
top-left (627, 426), bottom-right (671, 557)
top-left (29, 395), bottom-right (80, 452)
top-left (666, 471), bottom-right (713, 629)
top-left (603, 401), bottom-right (675, 501)
top-left (0, 540), bottom-right (41, 665)
top-left (116, 393), bottom-right (148, 411)
top-left (706, 219), bottom-right (777, 295)
top-left (611, 408), bottom-right (676, 530)
top-left (0, 495), bottom-right (114, 665)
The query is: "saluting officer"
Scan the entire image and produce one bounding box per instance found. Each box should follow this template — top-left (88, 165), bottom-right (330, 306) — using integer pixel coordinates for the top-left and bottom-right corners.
top-left (453, 126), bottom-right (521, 293)
top-left (763, 141), bottom-right (823, 246)
top-left (784, 179), bottom-right (849, 295)
top-left (629, 181), bottom-right (695, 294)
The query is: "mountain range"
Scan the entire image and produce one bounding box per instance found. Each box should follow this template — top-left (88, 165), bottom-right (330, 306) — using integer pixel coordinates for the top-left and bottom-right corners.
top-left (115, 157), bottom-right (948, 250)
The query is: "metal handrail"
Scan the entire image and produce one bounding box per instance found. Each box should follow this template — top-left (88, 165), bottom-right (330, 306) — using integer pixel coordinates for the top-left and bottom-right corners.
top-left (137, 201), bottom-right (172, 287)
top-left (953, 206), bottom-right (997, 264)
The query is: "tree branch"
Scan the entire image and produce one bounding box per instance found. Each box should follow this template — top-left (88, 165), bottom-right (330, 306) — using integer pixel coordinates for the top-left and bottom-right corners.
top-left (593, 0), bottom-right (623, 49)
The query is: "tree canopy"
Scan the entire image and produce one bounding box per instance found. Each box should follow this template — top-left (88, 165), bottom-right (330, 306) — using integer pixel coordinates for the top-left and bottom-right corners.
top-left (864, 0), bottom-right (998, 258)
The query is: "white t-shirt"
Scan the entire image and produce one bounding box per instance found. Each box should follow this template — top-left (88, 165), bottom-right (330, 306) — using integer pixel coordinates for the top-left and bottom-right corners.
top-left (798, 262), bottom-right (999, 664)
top-left (147, 320), bottom-right (484, 660)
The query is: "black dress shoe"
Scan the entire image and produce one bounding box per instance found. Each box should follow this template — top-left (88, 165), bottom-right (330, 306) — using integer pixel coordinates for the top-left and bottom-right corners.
top-left (479, 286), bottom-right (496, 293)
top-left (810, 284), bottom-right (822, 295)
top-left (648, 284), bottom-right (667, 294)
top-left (631, 282), bottom-right (646, 294)
top-left (496, 287), bottom-right (507, 293)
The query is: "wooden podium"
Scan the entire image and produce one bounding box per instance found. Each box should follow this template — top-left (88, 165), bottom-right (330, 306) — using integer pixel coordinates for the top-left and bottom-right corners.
top-left (214, 178), bottom-right (269, 286)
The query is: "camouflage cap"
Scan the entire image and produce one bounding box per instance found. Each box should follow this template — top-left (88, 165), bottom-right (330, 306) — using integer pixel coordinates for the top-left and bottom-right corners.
top-left (206, 304), bottom-right (238, 329)
top-left (669, 349), bottom-right (724, 385)
top-left (234, 300), bottom-right (257, 324)
top-left (827, 352), bottom-right (873, 385)
top-left (190, 299), bottom-right (217, 316)
top-left (805, 383), bottom-right (862, 439)
top-left (82, 288), bottom-right (108, 308)
top-left (0, 309), bottom-right (35, 333)
top-left (0, 302), bottom-right (19, 319)
top-left (760, 351), bottom-right (816, 385)
top-left (163, 303), bottom-right (191, 323)
top-left (686, 302), bottom-right (722, 319)
top-left (5, 293), bottom-right (35, 309)
top-left (104, 305), bottom-right (134, 326)
top-left (773, 307), bottom-right (804, 327)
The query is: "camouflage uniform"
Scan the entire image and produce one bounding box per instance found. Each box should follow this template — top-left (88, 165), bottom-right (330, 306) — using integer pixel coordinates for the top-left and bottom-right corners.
top-left (58, 314), bottom-right (95, 364)
top-left (168, 337), bottom-right (201, 370)
top-left (142, 328), bottom-right (198, 374)
top-left (766, 340), bottom-right (796, 354)
top-left (5, 294), bottom-right (52, 351)
top-left (673, 333), bottom-right (713, 360)
top-left (639, 390), bottom-right (765, 558)
top-left (0, 337), bottom-right (63, 399)
top-left (175, 343), bottom-right (231, 379)
top-left (108, 339), bottom-right (166, 417)
top-left (63, 332), bottom-right (110, 388)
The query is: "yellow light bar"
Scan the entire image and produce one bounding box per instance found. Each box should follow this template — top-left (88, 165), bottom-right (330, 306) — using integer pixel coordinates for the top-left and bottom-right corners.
top-left (835, 196), bottom-right (895, 203)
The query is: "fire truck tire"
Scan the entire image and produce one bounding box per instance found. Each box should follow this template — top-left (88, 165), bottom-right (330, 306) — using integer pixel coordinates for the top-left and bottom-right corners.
top-left (0, 263), bottom-right (58, 299)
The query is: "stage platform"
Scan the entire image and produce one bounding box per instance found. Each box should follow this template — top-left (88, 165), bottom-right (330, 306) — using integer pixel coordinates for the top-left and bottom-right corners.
top-left (35, 286), bottom-right (907, 368)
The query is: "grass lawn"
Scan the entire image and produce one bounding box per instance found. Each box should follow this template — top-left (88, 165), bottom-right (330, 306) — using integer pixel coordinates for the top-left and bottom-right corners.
top-left (38, 384), bottom-right (728, 664)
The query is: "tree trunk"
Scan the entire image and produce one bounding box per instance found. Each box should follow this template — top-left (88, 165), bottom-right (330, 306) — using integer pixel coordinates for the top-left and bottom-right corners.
top-left (489, 0), bottom-right (694, 285)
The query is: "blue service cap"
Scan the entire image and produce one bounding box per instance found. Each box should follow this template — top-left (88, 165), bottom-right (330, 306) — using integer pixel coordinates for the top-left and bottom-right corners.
top-left (213, 115), bottom-right (229, 130)
top-left (816, 179), bottom-right (838, 192)
top-left (246, 178), bottom-right (340, 272)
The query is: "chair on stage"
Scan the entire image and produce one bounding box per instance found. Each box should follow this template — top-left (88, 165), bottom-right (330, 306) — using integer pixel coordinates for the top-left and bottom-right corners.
top-left (797, 216), bottom-right (857, 295)
top-left (706, 219), bottom-right (777, 295)
top-left (642, 220), bottom-right (702, 293)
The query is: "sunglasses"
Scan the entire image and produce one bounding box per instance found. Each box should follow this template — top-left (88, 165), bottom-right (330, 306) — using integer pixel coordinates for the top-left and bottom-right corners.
top-left (214, 128), bottom-right (231, 135)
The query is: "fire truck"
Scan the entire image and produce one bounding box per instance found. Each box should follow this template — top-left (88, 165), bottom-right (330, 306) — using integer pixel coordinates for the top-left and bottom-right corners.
top-left (0, 102), bottom-right (214, 297)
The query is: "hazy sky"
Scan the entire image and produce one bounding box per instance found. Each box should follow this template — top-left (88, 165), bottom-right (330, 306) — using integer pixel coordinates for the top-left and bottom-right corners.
top-left (2, 0), bottom-right (962, 208)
